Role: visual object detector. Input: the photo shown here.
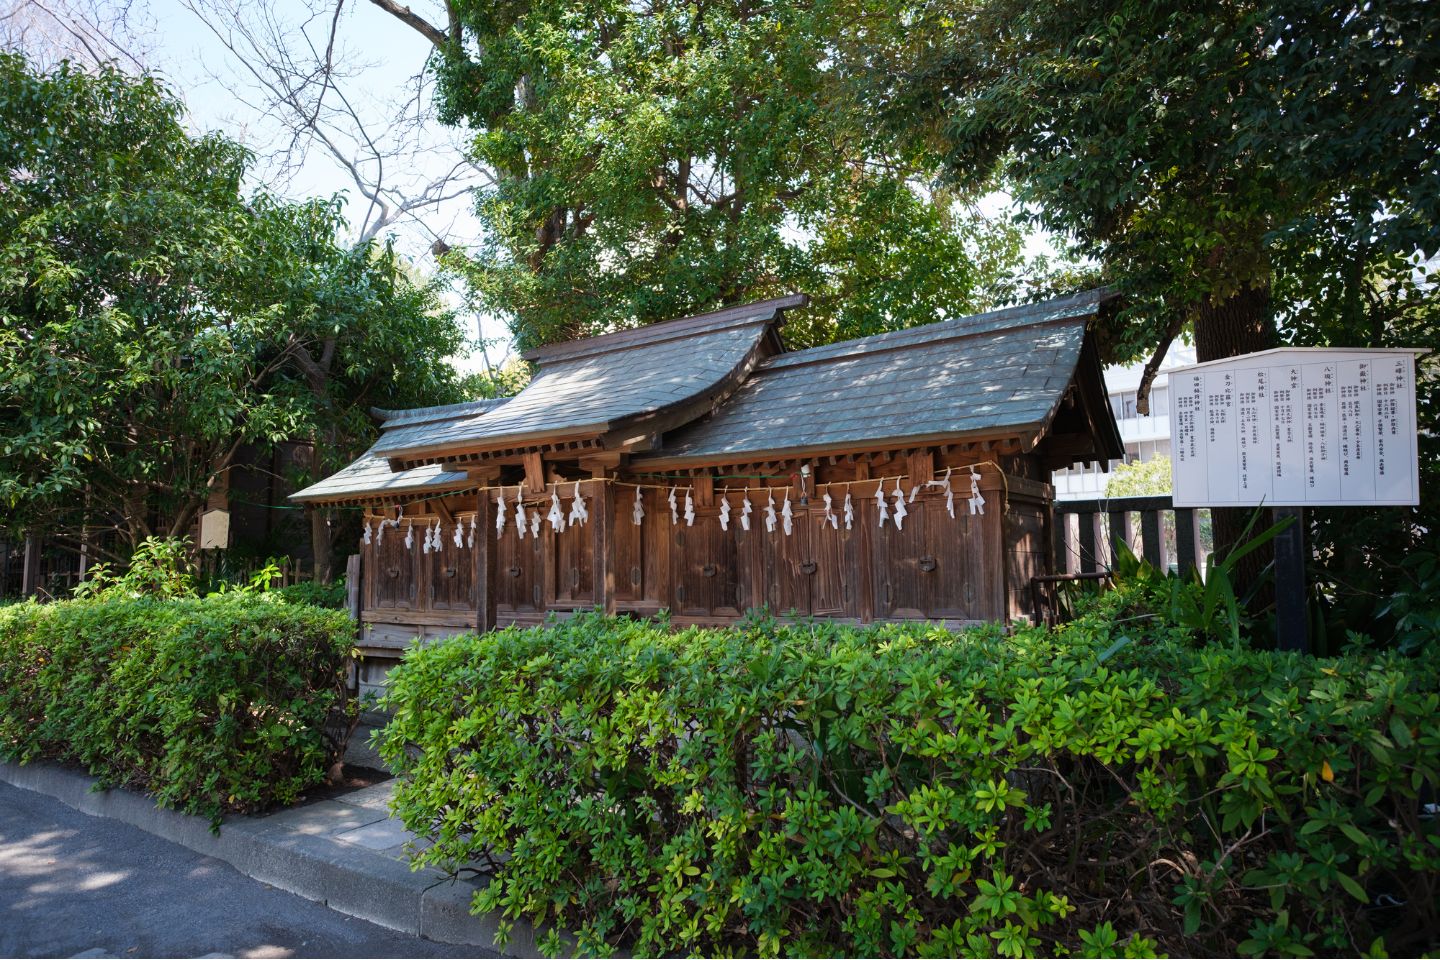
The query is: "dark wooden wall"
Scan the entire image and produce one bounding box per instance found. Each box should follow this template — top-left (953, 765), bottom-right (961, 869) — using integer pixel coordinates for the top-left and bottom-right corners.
top-left (354, 455), bottom-right (1053, 657)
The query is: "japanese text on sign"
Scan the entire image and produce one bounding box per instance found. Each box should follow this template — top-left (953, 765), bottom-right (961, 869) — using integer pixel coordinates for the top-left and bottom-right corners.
top-left (1169, 349), bottom-right (1420, 508)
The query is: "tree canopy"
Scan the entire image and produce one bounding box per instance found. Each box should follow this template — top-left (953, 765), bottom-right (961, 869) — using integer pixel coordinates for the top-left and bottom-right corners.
top-left (851, 0), bottom-right (1438, 586)
top-left (860, 0), bottom-right (1438, 395)
top-left (379, 0), bottom-right (1026, 350)
top-left (1104, 456), bottom-right (1172, 499)
top-left (0, 54), bottom-right (468, 563)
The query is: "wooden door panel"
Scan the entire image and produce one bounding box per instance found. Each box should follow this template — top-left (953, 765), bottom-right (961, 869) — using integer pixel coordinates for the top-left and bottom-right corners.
top-left (615, 488), bottom-right (667, 606)
top-left (759, 515), bottom-right (809, 617)
top-left (613, 490), bottom-right (641, 603)
top-left (868, 489), bottom-right (989, 621)
top-left (373, 524), bottom-right (418, 610)
top-left (671, 510), bottom-right (745, 619)
top-left (496, 524), bottom-right (543, 614)
top-left (807, 509), bottom-right (860, 618)
top-left (731, 522), bottom-right (758, 616)
top-left (1005, 505), bottom-right (1047, 621)
top-left (429, 517), bottom-right (477, 611)
top-left (360, 539), bottom-right (376, 609)
top-left (871, 495), bottom-right (930, 619)
top-left (923, 503), bottom-right (974, 620)
top-left (551, 517), bottom-right (595, 609)
top-left (972, 507), bottom-right (1006, 621)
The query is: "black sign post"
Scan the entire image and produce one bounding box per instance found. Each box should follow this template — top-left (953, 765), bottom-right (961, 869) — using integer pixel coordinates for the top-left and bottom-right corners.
top-left (1272, 506), bottom-right (1308, 652)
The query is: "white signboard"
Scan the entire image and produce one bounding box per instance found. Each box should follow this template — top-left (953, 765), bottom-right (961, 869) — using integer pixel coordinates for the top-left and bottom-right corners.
top-left (199, 508), bottom-right (231, 549)
top-left (1169, 348), bottom-right (1421, 508)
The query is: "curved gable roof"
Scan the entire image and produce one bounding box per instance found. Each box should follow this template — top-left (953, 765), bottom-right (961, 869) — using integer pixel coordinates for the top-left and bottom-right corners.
top-left (635, 290), bottom-right (1120, 468)
top-left (374, 294), bottom-right (806, 466)
top-left (290, 398), bottom-right (508, 505)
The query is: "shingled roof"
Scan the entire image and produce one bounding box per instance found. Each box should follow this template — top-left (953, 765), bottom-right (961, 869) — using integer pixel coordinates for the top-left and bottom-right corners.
top-left (293, 290), bottom-right (1119, 502)
top-left (634, 290), bottom-right (1121, 469)
top-left (375, 295), bottom-right (806, 467)
top-left (290, 399), bottom-right (508, 505)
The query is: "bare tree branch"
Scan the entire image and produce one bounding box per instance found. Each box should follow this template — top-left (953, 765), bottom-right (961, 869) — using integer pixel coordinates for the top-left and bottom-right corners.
top-left (179, 0), bottom-right (491, 251)
top-left (0, 0), bottom-right (153, 71)
top-left (365, 0), bottom-right (447, 49)
top-left (1135, 310), bottom-right (1188, 415)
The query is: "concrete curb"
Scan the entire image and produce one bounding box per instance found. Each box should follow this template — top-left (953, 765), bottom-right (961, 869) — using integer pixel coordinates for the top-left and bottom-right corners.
top-left (0, 759), bottom-right (537, 954)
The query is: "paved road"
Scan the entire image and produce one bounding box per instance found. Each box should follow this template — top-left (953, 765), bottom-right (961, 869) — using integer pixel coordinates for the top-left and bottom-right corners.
top-left (0, 781), bottom-right (492, 959)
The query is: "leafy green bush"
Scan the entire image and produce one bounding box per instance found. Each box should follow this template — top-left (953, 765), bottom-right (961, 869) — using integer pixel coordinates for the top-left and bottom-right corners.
top-left (0, 594), bottom-right (357, 823)
top-left (379, 603), bottom-right (1440, 957)
top-left (1103, 455), bottom-right (1172, 498)
top-left (74, 537), bottom-right (346, 611)
top-left (268, 578), bottom-right (347, 610)
top-left (1109, 509), bottom-right (1296, 650)
top-left (73, 536), bottom-right (198, 600)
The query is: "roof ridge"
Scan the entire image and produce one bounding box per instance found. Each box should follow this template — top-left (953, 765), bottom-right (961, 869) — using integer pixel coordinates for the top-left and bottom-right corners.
top-left (372, 397), bottom-right (508, 428)
top-left (763, 289), bottom-right (1110, 373)
top-left (374, 397), bottom-right (509, 420)
top-left (521, 293), bottom-right (808, 364)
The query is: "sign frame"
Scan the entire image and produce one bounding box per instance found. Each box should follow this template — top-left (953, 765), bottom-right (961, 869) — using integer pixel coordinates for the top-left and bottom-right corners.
top-left (1167, 347), bottom-right (1422, 509)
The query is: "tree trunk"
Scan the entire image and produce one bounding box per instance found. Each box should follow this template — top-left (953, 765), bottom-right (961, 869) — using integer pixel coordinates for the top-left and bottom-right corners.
top-left (305, 420), bottom-right (340, 584)
top-left (1193, 284), bottom-right (1274, 364)
top-left (309, 504), bottom-right (334, 584)
top-left (1193, 282), bottom-right (1277, 608)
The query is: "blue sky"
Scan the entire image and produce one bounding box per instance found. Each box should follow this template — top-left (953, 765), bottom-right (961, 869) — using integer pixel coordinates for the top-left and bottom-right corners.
top-left (143, 2), bottom-right (449, 227)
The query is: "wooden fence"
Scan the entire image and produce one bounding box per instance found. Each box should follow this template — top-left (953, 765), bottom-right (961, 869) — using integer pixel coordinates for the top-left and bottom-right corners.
top-left (1032, 495), bottom-right (1214, 626)
top-left (1054, 495), bottom-right (1212, 576)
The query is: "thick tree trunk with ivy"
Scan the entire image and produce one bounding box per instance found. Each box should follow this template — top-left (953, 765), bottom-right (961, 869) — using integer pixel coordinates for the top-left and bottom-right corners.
top-left (1194, 283), bottom-right (1277, 604)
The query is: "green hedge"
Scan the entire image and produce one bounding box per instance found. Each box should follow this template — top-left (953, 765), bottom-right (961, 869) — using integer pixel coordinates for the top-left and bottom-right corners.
top-left (269, 578), bottom-right (348, 610)
top-left (378, 602), bottom-right (1440, 958)
top-left (0, 594), bottom-right (356, 822)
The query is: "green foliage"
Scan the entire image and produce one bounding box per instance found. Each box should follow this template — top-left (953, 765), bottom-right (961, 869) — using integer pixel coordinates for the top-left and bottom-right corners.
top-left (1103, 456), bottom-right (1172, 498)
top-left (862, 0), bottom-right (1439, 639)
top-left (430, 0), bottom-right (1025, 350)
top-left (75, 537), bottom-right (347, 609)
top-left (0, 594), bottom-right (356, 824)
top-left (458, 358), bottom-right (532, 400)
top-left (379, 606), bottom-right (1439, 957)
top-left (864, 0), bottom-right (1439, 359)
top-left (0, 54), bottom-right (468, 546)
top-left (268, 579), bottom-right (348, 610)
top-left (73, 536), bottom-right (198, 600)
top-left (1295, 277), bottom-right (1440, 648)
top-left (1112, 512), bottom-right (1293, 650)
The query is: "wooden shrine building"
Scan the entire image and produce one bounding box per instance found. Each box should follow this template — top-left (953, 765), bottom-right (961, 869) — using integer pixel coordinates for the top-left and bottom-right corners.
top-left (292, 289), bottom-right (1122, 686)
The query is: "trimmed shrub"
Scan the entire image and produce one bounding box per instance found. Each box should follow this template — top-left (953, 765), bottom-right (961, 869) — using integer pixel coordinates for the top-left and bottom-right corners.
top-left (0, 594), bottom-right (356, 823)
top-left (378, 601), bottom-right (1440, 958)
top-left (269, 578), bottom-right (348, 610)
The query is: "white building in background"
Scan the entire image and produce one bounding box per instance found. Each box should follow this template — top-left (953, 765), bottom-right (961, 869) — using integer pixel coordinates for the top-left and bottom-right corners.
top-left (1051, 342), bottom-right (1197, 499)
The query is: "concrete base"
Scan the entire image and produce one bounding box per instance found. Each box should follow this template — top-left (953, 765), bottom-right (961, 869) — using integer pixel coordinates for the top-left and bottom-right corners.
top-left (0, 759), bottom-right (537, 953)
